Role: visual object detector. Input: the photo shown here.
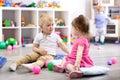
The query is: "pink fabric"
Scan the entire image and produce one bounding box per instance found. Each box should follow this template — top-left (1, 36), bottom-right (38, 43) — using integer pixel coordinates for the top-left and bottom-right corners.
top-left (64, 37), bottom-right (94, 68)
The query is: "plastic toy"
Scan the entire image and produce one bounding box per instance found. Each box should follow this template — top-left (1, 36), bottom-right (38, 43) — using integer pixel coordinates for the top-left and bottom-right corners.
top-left (4, 19), bottom-right (11, 27)
top-left (27, 2), bottom-right (36, 7)
top-left (38, 0), bottom-right (61, 8)
top-left (60, 35), bottom-right (67, 44)
top-left (6, 38), bottom-right (17, 46)
top-left (39, 0), bottom-right (45, 8)
top-left (0, 41), bottom-right (7, 49)
top-left (107, 57), bottom-right (117, 65)
top-left (115, 40), bottom-right (119, 44)
top-left (12, 45), bottom-right (17, 50)
top-left (55, 18), bottom-right (65, 26)
top-left (0, 0), bottom-right (4, 6)
top-left (107, 60), bottom-right (112, 65)
top-left (4, 0), bottom-right (12, 7)
top-left (55, 31), bottom-right (61, 35)
top-left (32, 66), bottom-right (41, 74)
top-left (45, 60), bottom-right (51, 67)
top-left (21, 16), bottom-right (25, 26)
top-left (47, 62), bottom-right (53, 71)
top-left (12, 2), bottom-right (21, 7)
top-left (20, 4), bottom-right (27, 7)
top-left (7, 45), bottom-right (12, 51)
top-left (0, 56), bottom-right (7, 68)
top-left (111, 57), bottom-right (117, 64)
top-left (53, 1), bottom-right (61, 8)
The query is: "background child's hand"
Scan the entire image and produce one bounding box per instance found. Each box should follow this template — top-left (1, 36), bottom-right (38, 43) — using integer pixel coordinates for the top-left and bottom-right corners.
top-left (39, 48), bottom-right (48, 55)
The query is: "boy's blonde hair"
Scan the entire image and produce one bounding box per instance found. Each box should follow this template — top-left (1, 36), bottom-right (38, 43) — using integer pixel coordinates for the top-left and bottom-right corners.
top-left (96, 6), bottom-right (104, 12)
top-left (39, 13), bottom-right (53, 26)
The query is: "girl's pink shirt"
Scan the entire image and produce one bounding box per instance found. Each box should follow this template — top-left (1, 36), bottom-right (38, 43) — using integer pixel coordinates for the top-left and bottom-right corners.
top-left (67, 37), bottom-right (94, 67)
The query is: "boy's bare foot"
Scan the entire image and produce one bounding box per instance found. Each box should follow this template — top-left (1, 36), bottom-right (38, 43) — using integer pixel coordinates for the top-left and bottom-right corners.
top-left (9, 63), bottom-right (17, 71)
top-left (21, 63), bottom-right (34, 71)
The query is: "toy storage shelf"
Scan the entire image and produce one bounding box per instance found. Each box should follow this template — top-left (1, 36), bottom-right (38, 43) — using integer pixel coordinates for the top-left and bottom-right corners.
top-left (0, 7), bottom-right (70, 47)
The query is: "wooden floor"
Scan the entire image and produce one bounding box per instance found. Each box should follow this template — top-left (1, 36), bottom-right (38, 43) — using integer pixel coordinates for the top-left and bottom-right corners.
top-left (0, 43), bottom-right (120, 80)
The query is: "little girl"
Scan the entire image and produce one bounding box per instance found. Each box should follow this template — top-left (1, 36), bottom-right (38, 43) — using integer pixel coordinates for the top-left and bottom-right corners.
top-left (53, 15), bottom-right (94, 79)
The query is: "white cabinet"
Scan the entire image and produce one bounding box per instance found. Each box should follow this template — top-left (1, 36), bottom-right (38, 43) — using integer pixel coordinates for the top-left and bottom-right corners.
top-left (0, 8), bottom-right (70, 46)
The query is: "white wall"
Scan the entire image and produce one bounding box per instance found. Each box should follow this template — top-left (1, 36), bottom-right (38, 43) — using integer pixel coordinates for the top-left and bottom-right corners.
top-left (85, 0), bottom-right (91, 19)
top-left (61, 0), bottom-right (86, 20)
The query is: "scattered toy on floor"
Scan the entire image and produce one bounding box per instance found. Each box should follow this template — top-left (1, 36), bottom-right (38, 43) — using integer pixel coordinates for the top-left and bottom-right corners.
top-left (0, 56), bottom-right (7, 68)
top-left (32, 66), bottom-right (41, 74)
top-left (107, 57), bottom-right (117, 65)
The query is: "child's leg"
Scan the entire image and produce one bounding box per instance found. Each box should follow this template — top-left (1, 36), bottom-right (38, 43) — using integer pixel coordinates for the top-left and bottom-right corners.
top-left (66, 64), bottom-right (76, 72)
top-left (52, 57), bottom-right (66, 73)
top-left (67, 71), bottom-right (83, 79)
top-left (95, 28), bottom-right (100, 43)
top-left (66, 64), bottom-right (83, 79)
top-left (21, 54), bottom-right (54, 71)
top-left (100, 28), bottom-right (106, 44)
top-left (9, 52), bottom-right (40, 71)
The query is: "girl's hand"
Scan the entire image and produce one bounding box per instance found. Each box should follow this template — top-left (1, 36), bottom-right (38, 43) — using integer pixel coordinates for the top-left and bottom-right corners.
top-left (74, 63), bottom-right (80, 71)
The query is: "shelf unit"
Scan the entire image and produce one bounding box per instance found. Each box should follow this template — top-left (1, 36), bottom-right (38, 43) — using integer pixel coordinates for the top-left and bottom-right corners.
top-left (0, 7), bottom-right (70, 47)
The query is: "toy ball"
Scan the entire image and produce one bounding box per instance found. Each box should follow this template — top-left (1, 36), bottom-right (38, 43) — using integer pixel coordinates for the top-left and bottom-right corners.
top-left (115, 40), bottom-right (119, 44)
top-left (7, 45), bottom-right (12, 51)
top-left (107, 60), bottom-right (112, 65)
top-left (32, 66), bottom-right (41, 74)
top-left (0, 41), bottom-right (7, 49)
top-left (6, 38), bottom-right (17, 46)
top-left (47, 62), bottom-right (53, 71)
top-left (111, 57), bottom-right (117, 64)
top-left (45, 60), bottom-right (51, 67)
top-left (13, 45), bottom-right (17, 50)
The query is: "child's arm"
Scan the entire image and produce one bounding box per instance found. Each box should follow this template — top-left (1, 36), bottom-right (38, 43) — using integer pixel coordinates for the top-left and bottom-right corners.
top-left (32, 43), bottom-right (47, 55)
top-left (58, 42), bottom-right (70, 54)
top-left (74, 45), bottom-right (83, 70)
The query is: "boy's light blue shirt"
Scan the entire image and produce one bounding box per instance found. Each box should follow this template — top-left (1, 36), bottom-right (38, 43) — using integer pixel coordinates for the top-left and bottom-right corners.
top-left (95, 12), bottom-right (111, 28)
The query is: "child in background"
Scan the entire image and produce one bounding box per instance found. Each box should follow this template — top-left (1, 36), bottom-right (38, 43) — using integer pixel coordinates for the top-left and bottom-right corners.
top-left (52, 15), bottom-right (94, 79)
top-left (9, 13), bottom-right (69, 71)
top-left (94, 6), bottom-right (111, 45)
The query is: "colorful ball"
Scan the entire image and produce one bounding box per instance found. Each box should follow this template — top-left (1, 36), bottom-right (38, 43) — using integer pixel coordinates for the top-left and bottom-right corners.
top-left (47, 62), bottom-right (53, 71)
top-left (0, 41), bottom-right (7, 49)
top-left (45, 60), bottom-right (51, 67)
top-left (107, 60), bottom-right (112, 65)
top-left (6, 38), bottom-right (17, 46)
top-left (115, 40), bottom-right (119, 44)
top-left (111, 57), bottom-right (117, 64)
top-left (7, 45), bottom-right (12, 51)
top-left (13, 45), bottom-right (17, 50)
top-left (32, 66), bottom-right (41, 74)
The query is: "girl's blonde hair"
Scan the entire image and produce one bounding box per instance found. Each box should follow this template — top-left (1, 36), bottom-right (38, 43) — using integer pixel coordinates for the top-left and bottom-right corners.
top-left (72, 15), bottom-right (89, 35)
top-left (39, 13), bottom-right (53, 26)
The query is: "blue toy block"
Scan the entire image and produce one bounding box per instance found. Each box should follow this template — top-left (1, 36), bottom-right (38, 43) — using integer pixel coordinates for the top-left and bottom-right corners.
top-left (0, 57), bottom-right (7, 68)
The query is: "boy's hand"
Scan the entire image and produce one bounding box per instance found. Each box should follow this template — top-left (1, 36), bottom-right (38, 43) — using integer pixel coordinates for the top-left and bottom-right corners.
top-left (39, 48), bottom-right (48, 55)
